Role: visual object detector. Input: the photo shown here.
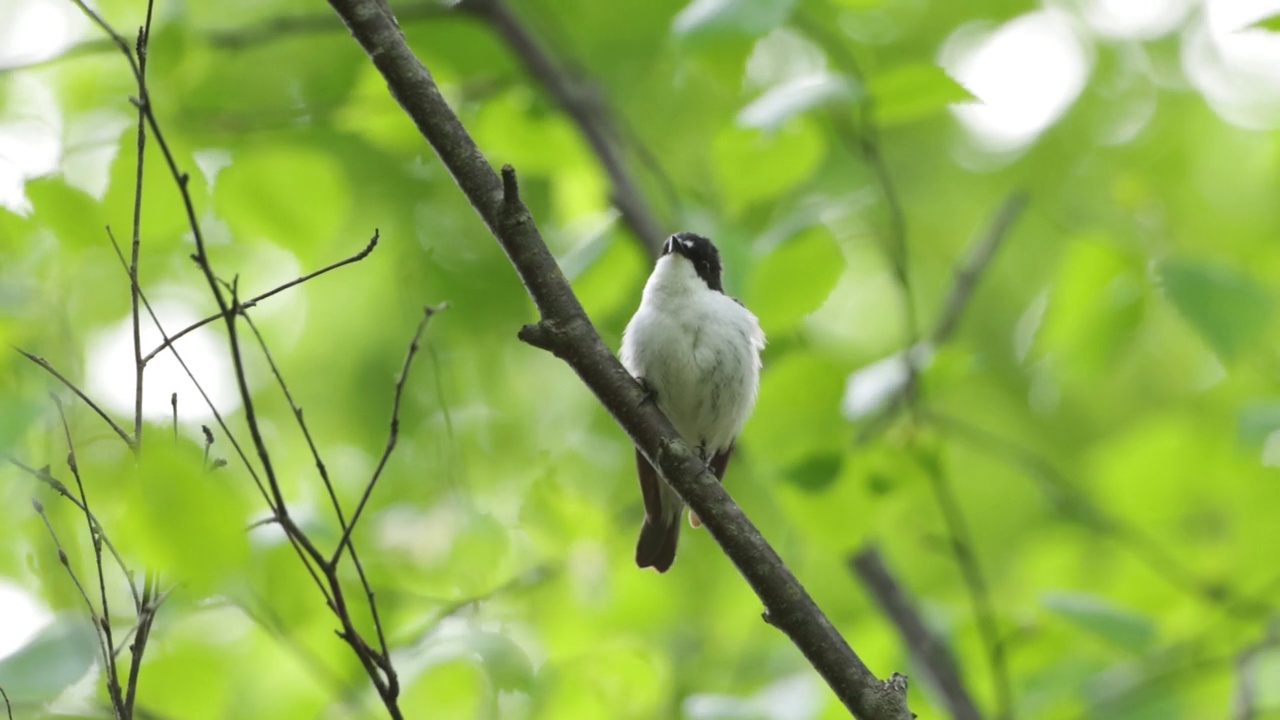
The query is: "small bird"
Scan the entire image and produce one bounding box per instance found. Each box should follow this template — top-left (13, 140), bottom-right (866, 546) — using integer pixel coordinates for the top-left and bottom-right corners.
top-left (620, 232), bottom-right (765, 572)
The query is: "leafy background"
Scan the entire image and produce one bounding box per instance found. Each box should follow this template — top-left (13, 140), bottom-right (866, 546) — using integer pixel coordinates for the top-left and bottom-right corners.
top-left (4, 0), bottom-right (1280, 718)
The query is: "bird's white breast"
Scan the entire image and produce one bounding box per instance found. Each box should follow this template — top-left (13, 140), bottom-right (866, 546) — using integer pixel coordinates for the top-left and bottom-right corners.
top-left (619, 255), bottom-right (765, 455)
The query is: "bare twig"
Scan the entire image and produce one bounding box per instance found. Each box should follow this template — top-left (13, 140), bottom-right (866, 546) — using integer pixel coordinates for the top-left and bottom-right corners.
top-left (7, 458), bottom-right (141, 608)
top-left (140, 232), bottom-right (379, 364)
top-left (331, 304), bottom-right (443, 564)
top-left (456, 0), bottom-right (666, 256)
top-left (124, 571), bottom-right (163, 717)
top-left (80, 8), bottom-right (413, 714)
top-left (106, 225), bottom-right (276, 514)
top-left (51, 396), bottom-right (126, 714)
top-left (32, 500), bottom-right (119, 713)
top-left (325, 2), bottom-right (913, 715)
top-left (851, 545), bottom-right (982, 720)
top-left (126, 0), bottom-right (157, 447)
top-left (239, 303), bottom-right (442, 688)
top-left (13, 348), bottom-right (135, 449)
top-left (0, 684), bottom-right (10, 720)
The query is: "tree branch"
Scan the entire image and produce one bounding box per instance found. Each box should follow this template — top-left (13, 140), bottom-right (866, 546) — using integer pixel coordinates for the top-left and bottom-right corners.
top-left (140, 233), bottom-right (379, 364)
top-left (456, 0), bottom-right (666, 256)
top-left (851, 545), bottom-right (981, 720)
top-left (325, 2), bottom-right (911, 716)
top-left (929, 194), bottom-right (1029, 345)
top-left (12, 348), bottom-right (136, 449)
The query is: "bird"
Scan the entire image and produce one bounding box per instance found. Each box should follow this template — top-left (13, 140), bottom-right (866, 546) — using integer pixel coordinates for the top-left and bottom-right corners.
top-left (619, 231), bottom-right (765, 572)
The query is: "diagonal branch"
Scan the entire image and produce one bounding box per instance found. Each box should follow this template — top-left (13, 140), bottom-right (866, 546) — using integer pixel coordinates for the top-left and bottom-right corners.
top-left (930, 194), bottom-right (1029, 344)
top-left (13, 348), bottom-right (135, 449)
top-left (140, 233), bottom-right (379, 365)
top-left (851, 545), bottom-right (982, 720)
top-left (331, 304), bottom-right (443, 565)
top-left (456, 0), bottom-right (666, 257)
top-left (325, 1), bottom-right (912, 716)
top-left (7, 457), bottom-right (141, 609)
top-left (51, 395), bottom-right (125, 713)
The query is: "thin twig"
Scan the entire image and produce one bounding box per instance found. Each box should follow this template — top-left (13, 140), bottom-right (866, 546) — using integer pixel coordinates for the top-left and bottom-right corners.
top-left (8, 457), bottom-right (141, 609)
top-left (51, 396), bottom-right (125, 714)
top-left (851, 545), bottom-right (982, 720)
top-left (239, 305), bottom-right (420, 682)
top-left (124, 571), bottom-right (164, 717)
top-left (74, 5), bottom-right (408, 713)
top-left (12, 348), bottom-right (135, 449)
top-left (32, 500), bottom-right (118, 710)
top-left (82, 0), bottom-right (347, 642)
top-left (331, 304), bottom-right (443, 564)
top-left (0, 684), bottom-right (10, 720)
top-left (105, 227), bottom-right (276, 514)
top-left (126, 1), bottom-right (154, 446)
top-left (140, 232), bottom-right (379, 365)
top-left (457, 0), bottom-right (666, 256)
top-left (917, 450), bottom-right (1012, 720)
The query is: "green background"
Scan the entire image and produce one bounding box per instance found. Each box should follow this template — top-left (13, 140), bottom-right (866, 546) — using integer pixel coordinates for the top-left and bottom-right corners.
top-left (3, 0), bottom-right (1280, 718)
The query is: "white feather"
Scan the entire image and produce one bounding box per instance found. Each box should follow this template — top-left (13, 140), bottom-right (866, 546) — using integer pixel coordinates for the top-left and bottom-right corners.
top-left (619, 252), bottom-right (765, 519)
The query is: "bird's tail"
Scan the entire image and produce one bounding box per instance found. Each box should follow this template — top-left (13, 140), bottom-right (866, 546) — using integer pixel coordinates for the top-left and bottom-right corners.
top-left (636, 511), bottom-right (681, 572)
top-left (634, 447), bottom-right (682, 572)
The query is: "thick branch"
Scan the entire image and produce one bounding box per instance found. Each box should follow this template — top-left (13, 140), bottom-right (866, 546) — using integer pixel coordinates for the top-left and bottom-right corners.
top-left (851, 545), bottom-right (981, 720)
top-left (326, 1), bottom-right (910, 716)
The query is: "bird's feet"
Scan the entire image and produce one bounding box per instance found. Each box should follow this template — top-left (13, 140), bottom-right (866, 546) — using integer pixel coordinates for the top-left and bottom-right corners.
top-left (636, 376), bottom-right (657, 407)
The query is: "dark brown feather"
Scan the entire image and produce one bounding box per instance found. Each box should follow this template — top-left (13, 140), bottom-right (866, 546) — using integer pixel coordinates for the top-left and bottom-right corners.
top-left (634, 447), bottom-right (679, 572)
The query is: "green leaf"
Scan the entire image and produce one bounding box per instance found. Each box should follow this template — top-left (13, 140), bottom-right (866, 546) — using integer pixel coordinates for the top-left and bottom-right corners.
top-left (1038, 238), bottom-right (1146, 373)
top-left (1159, 259), bottom-right (1271, 361)
top-left (868, 63), bottom-right (975, 125)
top-left (1043, 592), bottom-right (1156, 653)
top-left (713, 121), bottom-right (824, 213)
top-left (747, 225), bottom-right (844, 333)
top-left (1247, 14), bottom-right (1280, 31)
top-left (738, 72), bottom-right (858, 130)
top-left (742, 352), bottom-right (846, 468)
top-left (672, 0), bottom-right (796, 38)
top-left (0, 615), bottom-right (99, 705)
top-left (782, 453), bottom-right (843, 492)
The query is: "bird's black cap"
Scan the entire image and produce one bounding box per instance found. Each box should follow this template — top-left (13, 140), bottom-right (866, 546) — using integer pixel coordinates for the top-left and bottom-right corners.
top-left (662, 232), bottom-right (723, 293)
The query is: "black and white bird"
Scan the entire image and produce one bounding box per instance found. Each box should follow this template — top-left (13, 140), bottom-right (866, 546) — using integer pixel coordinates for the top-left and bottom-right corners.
top-left (620, 232), bottom-right (765, 572)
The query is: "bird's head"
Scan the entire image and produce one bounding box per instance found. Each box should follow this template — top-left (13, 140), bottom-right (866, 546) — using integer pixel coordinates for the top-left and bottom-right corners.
top-left (661, 232), bottom-right (723, 292)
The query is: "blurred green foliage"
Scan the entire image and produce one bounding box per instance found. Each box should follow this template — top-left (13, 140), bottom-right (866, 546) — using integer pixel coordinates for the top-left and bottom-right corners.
top-left (3, 0), bottom-right (1280, 718)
